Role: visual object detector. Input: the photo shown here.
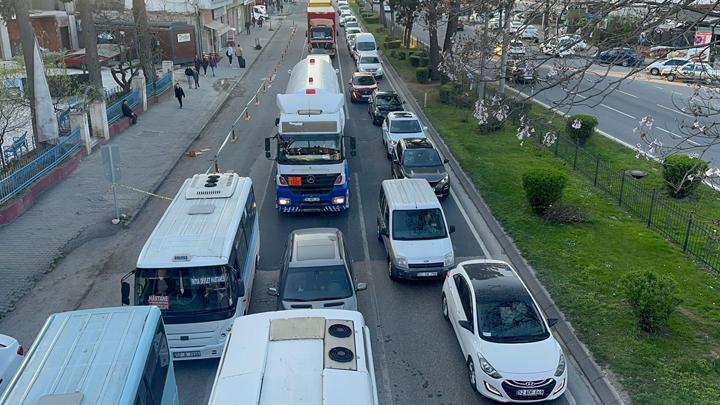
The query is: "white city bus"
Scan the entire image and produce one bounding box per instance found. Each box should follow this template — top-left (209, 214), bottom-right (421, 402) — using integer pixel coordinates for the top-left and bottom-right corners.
top-left (122, 173), bottom-right (260, 361)
top-left (208, 309), bottom-right (379, 405)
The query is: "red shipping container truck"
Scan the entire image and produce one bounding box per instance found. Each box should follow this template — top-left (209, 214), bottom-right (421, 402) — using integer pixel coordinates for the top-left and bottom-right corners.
top-left (307, 0), bottom-right (336, 57)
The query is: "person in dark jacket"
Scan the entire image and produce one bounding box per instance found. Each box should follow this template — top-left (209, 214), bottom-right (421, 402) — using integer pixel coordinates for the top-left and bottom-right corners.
top-left (194, 56), bottom-right (202, 73)
top-left (192, 67), bottom-right (200, 88)
top-left (184, 66), bottom-right (194, 88)
top-left (121, 100), bottom-right (137, 124)
top-left (208, 54), bottom-right (218, 77)
top-left (201, 55), bottom-right (209, 76)
top-left (174, 82), bottom-right (185, 108)
top-left (258, 16), bottom-right (263, 28)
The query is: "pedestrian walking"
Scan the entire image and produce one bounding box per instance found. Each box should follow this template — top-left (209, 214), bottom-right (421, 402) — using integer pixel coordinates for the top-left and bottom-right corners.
top-left (258, 17), bottom-right (263, 28)
top-left (174, 82), bottom-right (185, 108)
top-left (121, 100), bottom-right (137, 125)
top-left (194, 56), bottom-right (202, 73)
top-left (252, 16), bottom-right (256, 27)
top-left (245, 21), bottom-right (251, 35)
top-left (184, 66), bottom-right (194, 88)
top-left (226, 45), bottom-right (234, 65)
top-left (201, 55), bottom-right (209, 76)
top-left (193, 67), bottom-right (200, 88)
top-left (280, 3), bottom-right (284, 13)
top-left (235, 45), bottom-right (245, 68)
top-left (209, 53), bottom-right (217, 77)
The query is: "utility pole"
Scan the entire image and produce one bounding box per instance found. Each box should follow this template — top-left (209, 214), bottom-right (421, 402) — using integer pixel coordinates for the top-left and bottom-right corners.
top-left (15, 0), bottom-right (39, 145)
top-left (498, 2), bottom-right (513, 94)
top-left (479, 13), bottom-right (489, 100)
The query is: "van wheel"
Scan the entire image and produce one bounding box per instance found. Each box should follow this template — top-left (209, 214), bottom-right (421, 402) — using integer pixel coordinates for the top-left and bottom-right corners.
top-left (441, 293), bottom-right (449, 321)
top-left (388, 257), bottom-right (399, 281)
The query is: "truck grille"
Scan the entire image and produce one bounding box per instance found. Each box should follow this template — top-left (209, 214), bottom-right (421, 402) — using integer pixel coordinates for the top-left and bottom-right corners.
top-left (288, 174), bottom-right (339, 195)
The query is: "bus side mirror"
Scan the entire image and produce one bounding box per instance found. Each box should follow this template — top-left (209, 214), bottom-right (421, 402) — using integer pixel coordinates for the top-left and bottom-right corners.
top-left (265, 137), bottom-right (271, 159)
top-left (121, 282), bottom-right (130, 306)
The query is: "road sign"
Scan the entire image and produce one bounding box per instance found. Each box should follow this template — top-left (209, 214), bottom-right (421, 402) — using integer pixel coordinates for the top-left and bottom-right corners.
top-left (101, 144), bottom-right (121, 182)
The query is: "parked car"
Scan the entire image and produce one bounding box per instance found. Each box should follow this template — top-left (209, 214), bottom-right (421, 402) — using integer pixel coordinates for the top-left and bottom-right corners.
top-left (357, 53), bottom-right (384, 78)
top-left (560, 34), bottom-right (588, 51)
top-left (391, 138), bottom-right (450, 197)
top-left (663, 62), bottom-right (720, 83)
top-left (382, 111), bottom-right (427, 158)
top-left (645, 57), bottom-right (689, 75)
top-left (268, 228), bottom-right (366, 311)
top-left (337, 0), bottom-right (349, 6)
top-left (340, 14), bottom-right (357, 27)
top-left (337, 4), bottom-right (351, 14)
top-left (495, 40), bottom-right (526, 57)
top-left (541, 35), bottom-right (585, 57)
top-left (594, 47), bottom-right (644, 67)
top-left (506, 61), bottom-right (538, 83)
top-left (520, 25), bottom-right (539, 42)
top-left (508, 20), bottom-right (524, 33)
top-left (368, 90), bottom-right (405, 125)
top-left (348, 71), bottom-right (378, 102)
top-left (0, 334), bottom-right (24, 395)
top-left (347, 33), bottom-right (359, 52)
top-left (441, 259), bottom-right (567, 402)
top-left (457, 20), bottom-right (465, 31)
top-left (345, 26), bottom-right (362, 40)
top-left (488, 17), bottom-right (500, 29)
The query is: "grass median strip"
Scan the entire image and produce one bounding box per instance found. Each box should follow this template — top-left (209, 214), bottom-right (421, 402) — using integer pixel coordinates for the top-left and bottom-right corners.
top-left (351, 3), bottom-right (720, 403)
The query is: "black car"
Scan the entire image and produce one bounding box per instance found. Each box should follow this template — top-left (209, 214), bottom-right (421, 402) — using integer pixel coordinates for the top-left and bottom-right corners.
top-left (594, 47), bottom-right (644, 67)
top-left (506, 61), bottom-right (537, 83)
top-left (368, 90), bottom-right (404, 125)
top-left (390, 138), bottom-right (450, 197)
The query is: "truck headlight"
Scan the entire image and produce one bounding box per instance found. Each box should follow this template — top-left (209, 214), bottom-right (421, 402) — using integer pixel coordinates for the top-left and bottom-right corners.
top-left (332, 196), bottom-right (346, 205)
top-left (443, 251), bottom-right (454, 267)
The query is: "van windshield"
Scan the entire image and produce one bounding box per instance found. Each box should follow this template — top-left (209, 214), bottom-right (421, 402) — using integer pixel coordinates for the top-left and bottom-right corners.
top-left (282, 265), bottom-right (353, 301)
top-left (356, 41), bottom-right (376, 51)
top-left (392, 208), bottom-right (447, 240)
top-left (135, 267), bottom-right (236, 321)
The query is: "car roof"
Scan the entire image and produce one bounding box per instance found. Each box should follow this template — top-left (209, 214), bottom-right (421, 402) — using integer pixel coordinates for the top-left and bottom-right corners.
top-left (457, 260), bottom-right (529, 302)
top-left (388, 111), bottom-right (418, 120)
top-left (352, 71), bottom-right (374, 77)
top-left (290, 228), bottom-right (344, 266)
top-left (400, 137), bottom-right (434, 149)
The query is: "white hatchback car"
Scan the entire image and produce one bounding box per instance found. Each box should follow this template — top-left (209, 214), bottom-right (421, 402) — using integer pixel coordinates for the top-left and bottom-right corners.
top-left (382, 111), bottom-right (427, 158)
top-left (441, 260), bottom-right (568, 403)
top-left (357, 52), bottom-right (384, 78)
top-left (0, 334), bottom-right (24, 395)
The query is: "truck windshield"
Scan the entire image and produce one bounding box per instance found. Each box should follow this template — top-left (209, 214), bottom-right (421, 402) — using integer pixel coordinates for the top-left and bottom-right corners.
top-left (278, 133), bottom-right (343, 164)
top-left (135, 266), bottom-right (237, 322)
top-left (310, 27), bottom-right (333, 40)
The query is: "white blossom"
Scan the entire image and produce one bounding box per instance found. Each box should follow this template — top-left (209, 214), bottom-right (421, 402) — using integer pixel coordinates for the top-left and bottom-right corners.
top-left (571, 119), bottom-right (582, 129)
top-left (542, 131), bottom-right (558, 146)
top-left (688, 152), bottom-right (700, 159)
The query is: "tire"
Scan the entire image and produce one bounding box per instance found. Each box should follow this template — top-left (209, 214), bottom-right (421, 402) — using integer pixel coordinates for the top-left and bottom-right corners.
top-left (705, 77), bottom-right (713, 85)
top-left (442, 293), bottom-right (449, 321)
top-left (650, 68), bottom-right (659, 75)
top-left (388, 256), bottom-right (399, 281)
top-left (467, 358), bottom-right (478, 391)
top-left (667, 74), bottom-right (676, 82)
top-left (621, 60), bottom-right (629, 67)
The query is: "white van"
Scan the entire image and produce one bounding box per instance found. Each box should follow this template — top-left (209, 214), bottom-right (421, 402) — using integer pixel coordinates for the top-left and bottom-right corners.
top-left (352, 33), bottom-right (377, 61)
top-left (376, 178), bottom-right (455, 280)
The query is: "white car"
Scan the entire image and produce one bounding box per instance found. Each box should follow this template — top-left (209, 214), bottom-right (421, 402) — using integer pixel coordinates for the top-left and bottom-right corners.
top-left (488, 17), bottom-right (500, 29)
top-left (382, 111), bottom-right (427, 157)
top-left (645, 57), bottom-right (689, 76)
top-left (442, 260), bottom-right (568, 403)
top-left (337, 0), bottom-right (348, 5)
top-left (520, 25), bottom-right (539, 41)
top-left (347, 32), bottom-right (360, 51)
top-left (357, 52), bottom-right (384, 78)
top-left (346, 26), bottom-right (362, 40)
top-left (340, 14), bottom-right (357, 27)
top-left (345, 21), bottom-right (359, 30)
top-left (508, 20), bottom-right (524, 33)
top-left (337, 4), bottom-right (351, 14)
top-left (0, 334), bottom-right (24, 395)
top-left (541, 36), bottom-right (586, 57)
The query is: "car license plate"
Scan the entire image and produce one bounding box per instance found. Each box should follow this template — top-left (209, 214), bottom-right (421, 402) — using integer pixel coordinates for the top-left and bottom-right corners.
top-left (304, 197), bottom-right (320, 202)
top-left (417, 271), bottom-right (438, 277)
top-left (288, 176), bottom-right (302, 186)
top-left (173, 351), bottom-right (201, 359)
top-left (516, 389), bottom-right (544, 396)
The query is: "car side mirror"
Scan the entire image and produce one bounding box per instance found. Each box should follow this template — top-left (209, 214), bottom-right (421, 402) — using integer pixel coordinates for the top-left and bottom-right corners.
top-left (449, 225), bottom-right (456, 234)
top-left (458, 320), bottom-right (473, 332)
top-left (356, 282), bottom-right (367, 291)
top-left (267, 287), bottom-right (279, 296)
top-left (121, 281), bottom-right (130, 306)
top-left (274, 117), bottom-right (280, 126)
top-left (423, 126), bottom-right (428, 131)
top-left (547, 318), bottom-right (559, 327)
top-left (443, 158), bottom-right (449, 164)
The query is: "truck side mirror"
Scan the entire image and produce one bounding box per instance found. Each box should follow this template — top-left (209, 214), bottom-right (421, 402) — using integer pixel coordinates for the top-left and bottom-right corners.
top-left (265, 137), bottom-right (271, 159)
top-left (121, 281), bottom-right (130, 306)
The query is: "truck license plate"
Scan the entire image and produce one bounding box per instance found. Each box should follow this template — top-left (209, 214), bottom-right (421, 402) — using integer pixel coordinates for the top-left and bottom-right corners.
top-left (288, 176), bottom-right (302, 186)
top-left (516, 389), bottom-right (544, 396)
top-left (304, 197), bottom-right (320, 202)
top-left (173, 351), bottom-right (201, 359)
top-left (417, 272), bottom-right (438, 277)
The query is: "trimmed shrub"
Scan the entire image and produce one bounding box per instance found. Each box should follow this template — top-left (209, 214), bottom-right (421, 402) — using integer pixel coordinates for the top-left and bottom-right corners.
top-left (662, 154), bottom-right (709, 199)
top-left (439, 82), bottom-right (461, 104)
top-left (384, 40), bottom-right (401, 49)
top-left (521, 170), bottom-right (567, 214)
top-left (376, 26), bottom-right (386, 33)
top-left (364, 16), bottom-right (379, 24)
top-left (389, 49), bottom-right (396, 57)
top-left (409, 55), bottom-right (421, 67)
top-left (397, 51), bottom-right (407, 60)
top-left (418, 57), bottom-right (429, 67)
top-left (565, 114), bottom-right (598, 145)
top-left (411, 49), bottom-right (428, 58)
top-left (415, 67), bottom-right (430, 84)
top-left (621, 270), bottom-right (681, 333)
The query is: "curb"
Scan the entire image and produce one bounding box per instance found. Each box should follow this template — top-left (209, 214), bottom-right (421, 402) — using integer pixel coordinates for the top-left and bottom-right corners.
top-left (123, 22), bottom-right (284, 227)
top-left (380, 51), bottom-right (626, 405)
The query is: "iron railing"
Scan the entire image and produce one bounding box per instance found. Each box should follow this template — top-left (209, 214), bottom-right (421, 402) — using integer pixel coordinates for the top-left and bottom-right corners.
top-left (145, 71), bottom-right (173, 98)
top-left (106, 90), bottom-right (139, 125)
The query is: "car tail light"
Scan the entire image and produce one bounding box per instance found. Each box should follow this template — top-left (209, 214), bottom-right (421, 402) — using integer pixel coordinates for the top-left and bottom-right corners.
top-left (334, 174), bottom-right (343, 185)
top-left (17, 345), bottom-right (24, 356)
top-left (278, 175), bottom-right (288, 185)
top-left (306, 89), bottom-right (316, 94)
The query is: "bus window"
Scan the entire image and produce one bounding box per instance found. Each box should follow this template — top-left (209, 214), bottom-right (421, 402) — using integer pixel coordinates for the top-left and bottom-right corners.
top-left (235, 214), bottom-right (249, 272)
top-left (135, 323), bottom-right (170, 405)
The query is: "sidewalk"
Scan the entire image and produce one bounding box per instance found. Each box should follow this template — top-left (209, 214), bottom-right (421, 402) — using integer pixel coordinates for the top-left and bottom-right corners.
top-left (0, 20), bottom-right (283, 315)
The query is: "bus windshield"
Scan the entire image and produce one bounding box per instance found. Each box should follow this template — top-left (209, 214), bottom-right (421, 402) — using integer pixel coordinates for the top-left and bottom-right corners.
top-left (135, 266), bottom-right (237, 321)
top-left (278, 133), bottom-right (343, 164)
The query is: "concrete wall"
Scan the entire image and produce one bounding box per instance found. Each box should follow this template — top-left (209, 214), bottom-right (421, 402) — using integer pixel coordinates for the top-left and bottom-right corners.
top-left (7, 15), bottom-right (70, 52)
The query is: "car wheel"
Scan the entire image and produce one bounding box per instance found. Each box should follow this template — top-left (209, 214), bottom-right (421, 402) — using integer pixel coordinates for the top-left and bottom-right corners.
top-left (650, 68), bottom-right (659, 75)
top-left (621, 60), bottom-right (629, 67)
top-left (388, 256), bottom-right (398, 281)
top-left (442, 293), bottom-right (449, 321)
top-left (467, 358), bottom-right (478, 391)
top-left (705, 77), bottom-right (713, 85)
top-left (667, 74), bottom-right (676, 82)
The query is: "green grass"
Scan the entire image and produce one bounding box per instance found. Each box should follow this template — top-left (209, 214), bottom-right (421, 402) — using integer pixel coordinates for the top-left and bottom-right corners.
top-left (352, 3), bottom-right (720, 403)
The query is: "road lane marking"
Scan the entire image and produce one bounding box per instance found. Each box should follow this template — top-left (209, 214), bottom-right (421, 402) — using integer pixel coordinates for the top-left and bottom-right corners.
top-left (656, 103), bottom-right (693, 117)
top-left (450, 188), bottom-right (490, 257)
top-left (600, 103), bottom-right (637, 120)
top-left (574, 93), bottom-right (587, 99)
top-left (617, 89), bottom-right (638, 99)
top-left (656, 127), bottom-right (700, 145)
top-left (353, 172), bottom-right (371, 261)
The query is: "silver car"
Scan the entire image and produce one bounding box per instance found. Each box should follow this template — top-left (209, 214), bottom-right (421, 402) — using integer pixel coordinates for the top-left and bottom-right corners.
top-left (268, 228), bottom-right (366, 310)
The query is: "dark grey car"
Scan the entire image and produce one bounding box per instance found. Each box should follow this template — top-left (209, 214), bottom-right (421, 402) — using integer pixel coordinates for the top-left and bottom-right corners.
top-left (268, 228), bottom-right (366, 310)
top-left (390, 138), bottom-right (450, 198)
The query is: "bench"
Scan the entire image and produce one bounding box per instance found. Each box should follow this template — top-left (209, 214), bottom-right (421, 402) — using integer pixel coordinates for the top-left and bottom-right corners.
top-left (3, 132), bottom-right (29, 161)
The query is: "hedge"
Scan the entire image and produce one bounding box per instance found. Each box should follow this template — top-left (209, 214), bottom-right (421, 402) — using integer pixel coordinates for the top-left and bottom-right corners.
top-left (415, 67), bottom-right (430, 84)
top-left (384, 40), bottom-right (401, 49)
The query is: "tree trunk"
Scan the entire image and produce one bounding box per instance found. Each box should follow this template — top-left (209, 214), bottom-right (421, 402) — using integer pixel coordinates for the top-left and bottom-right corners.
top-left (77, 0), bottom-right (102, 91)
top-left (132, 0), bottom-right (155, 83)
top-left (14, 0), bottom-right (39, 146)
top-left (442, 0), bottom-right (459, 52)
top-left (404, 17), bottom-right (414, 47)
top-left (427, 6), bottom-right (441, 80)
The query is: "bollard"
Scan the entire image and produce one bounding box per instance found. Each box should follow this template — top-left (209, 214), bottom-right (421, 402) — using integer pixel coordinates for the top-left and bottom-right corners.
top-left (231, 128), bottom-right (238, 144)
top-left (255, 95), bottom-right (261, 106)
top-left (214, 160), bottom-right (220, 173)
top-left (244, 110), bottom-right (252, 121)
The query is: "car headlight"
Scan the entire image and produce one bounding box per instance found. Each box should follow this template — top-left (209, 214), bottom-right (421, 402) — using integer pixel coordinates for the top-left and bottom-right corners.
top-left (377, 67), bottom-right (384, 74)
top-left (439, 175), bottom-right (449, 185)
top-left (395, 255), bottom-right (408, 269)
top-left (478, 355), bottom-right (502, 379)
top-left (554, 352), bottom-right (566, 377)
top-left (443, 251), bottom-right (454, 267)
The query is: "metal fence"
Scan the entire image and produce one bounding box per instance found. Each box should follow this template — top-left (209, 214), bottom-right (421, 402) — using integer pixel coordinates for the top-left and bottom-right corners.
top-left (145, 71), bottom-right (173, 98)
top-left (0, 128), bottom-right (82, 205)
top-left (536, 124), bottom-right (720, 272)
top-left (106, 90), bottom-right (139, 125)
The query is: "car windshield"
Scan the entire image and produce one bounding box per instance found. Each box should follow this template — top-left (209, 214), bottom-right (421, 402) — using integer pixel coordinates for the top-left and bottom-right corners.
top-left (476, 295), bottom-right (549, 343)
top-left (353, 75), bottom-right (376, 85)
top-left (356, 41), bottom-right (375, 51)
top-left (402, 149), bottom-right (443, 167)
top-left (282, 265), bottom-right (353, 301)
top-left (392, 208), bottom-right (447, 240)
top-left (135, 267), bottom-right (236, 315)
top-left (310, 27), bottom-right (333, 40)
top-left (390, 119), bottom-right (422, 133)
top-left (278, 133), bottom-right (342, 164)
top-left (377, 94), bottom-right (401, 107)
top-left (360, 56), bottom-right (380, 64)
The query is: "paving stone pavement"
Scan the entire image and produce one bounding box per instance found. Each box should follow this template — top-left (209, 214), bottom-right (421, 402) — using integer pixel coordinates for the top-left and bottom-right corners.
top-left (0, 20), bottom-right (286, 316)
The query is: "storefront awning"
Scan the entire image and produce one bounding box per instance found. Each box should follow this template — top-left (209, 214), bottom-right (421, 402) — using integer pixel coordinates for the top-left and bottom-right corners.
top-left (204, 21), bottom-right (233, 36)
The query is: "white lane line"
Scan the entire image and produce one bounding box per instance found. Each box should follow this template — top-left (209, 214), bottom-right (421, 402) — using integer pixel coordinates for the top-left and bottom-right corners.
top-left (449, 188), bottom-right (490, 257)
top-left (656, 103), bottom-right (693, 117)
top-left (353, 172), bottom-right (371, 261)
top-left (656, 127), bottom-right (700, 145)
top-left (600, 103), bottom-right (637, 120)
top-left (574, 93), bottom-right (587, 99)
top-left (617, 89), bottom-right (639, 99)
top-left (654, 85), bottom-right (664, 90)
